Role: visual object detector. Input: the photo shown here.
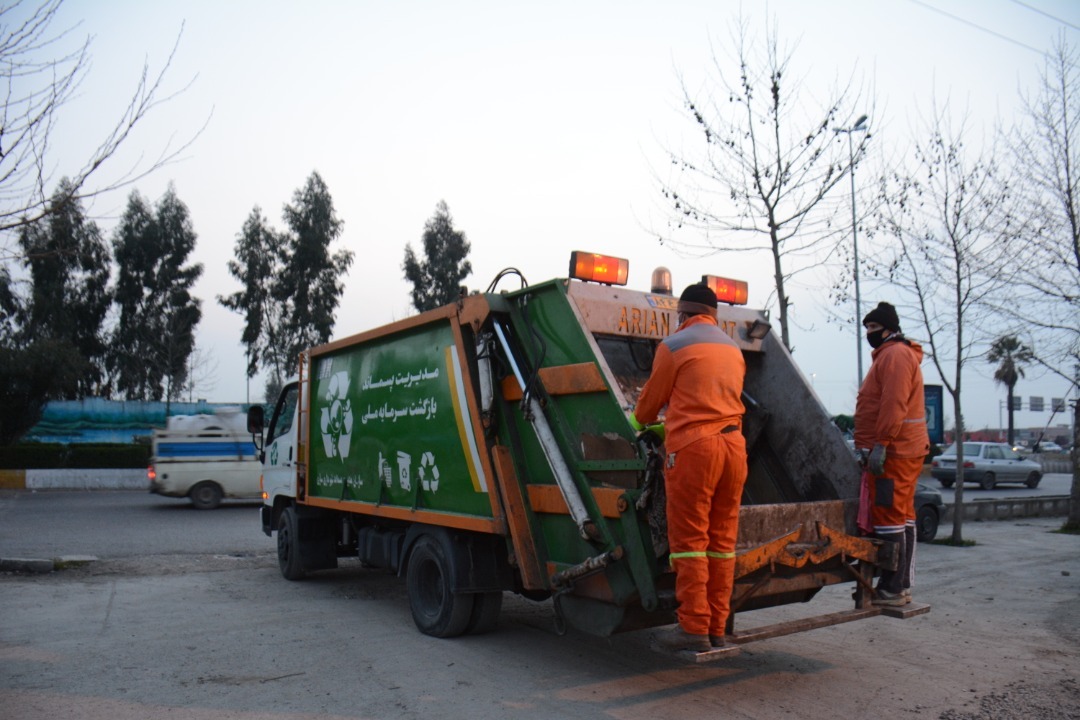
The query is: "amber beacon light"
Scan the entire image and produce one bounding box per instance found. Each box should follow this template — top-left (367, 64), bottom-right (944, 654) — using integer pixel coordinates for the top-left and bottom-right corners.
top-left (702, 274), bottom-right (749, 305)
top-left (569, 251), bottom-right (629, 286)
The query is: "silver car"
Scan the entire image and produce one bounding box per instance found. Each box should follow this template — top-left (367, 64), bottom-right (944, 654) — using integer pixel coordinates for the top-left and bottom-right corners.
top-left (931, 442), bottom-right (1042, 490)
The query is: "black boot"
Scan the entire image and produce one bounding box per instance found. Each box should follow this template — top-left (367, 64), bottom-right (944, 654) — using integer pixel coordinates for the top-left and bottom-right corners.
top-left (902, 523), bottom-right (916, 598)
top-left (873, 530), bottom-right (907, 605)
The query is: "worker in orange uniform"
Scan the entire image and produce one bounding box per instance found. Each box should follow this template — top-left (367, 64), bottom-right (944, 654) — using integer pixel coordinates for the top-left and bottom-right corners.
top-left (632, 283), bottom-right (747, 653)
top-left (854, 302), bottom-right (930, 606)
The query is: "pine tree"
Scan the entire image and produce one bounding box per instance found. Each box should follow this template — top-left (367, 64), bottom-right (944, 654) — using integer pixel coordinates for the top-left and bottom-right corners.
top-left (219, 207), bottom-right (285, 379)
top-left (219, 171), bottom-right (352, 389)
top-left (275, 171), bottom-right (353, 379)
top-left (403, 200), bottom-right (472, 312)
top-left (16, 179), bottom-right (111, 396)
top-left (111, 185), bottom-right (203, 401)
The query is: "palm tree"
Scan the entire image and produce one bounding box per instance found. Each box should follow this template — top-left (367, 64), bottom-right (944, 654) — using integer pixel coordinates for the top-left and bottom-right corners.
top-left (987, 336), bottom-right (1034, 445)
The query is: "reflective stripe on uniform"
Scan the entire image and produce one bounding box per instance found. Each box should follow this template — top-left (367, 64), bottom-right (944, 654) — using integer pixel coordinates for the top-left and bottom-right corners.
top-left (669, 550), bottom-right (736, 560)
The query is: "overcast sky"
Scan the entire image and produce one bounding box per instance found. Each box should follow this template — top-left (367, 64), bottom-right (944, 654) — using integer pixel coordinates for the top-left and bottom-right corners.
top-left (24, 0), bottom-right (1080, 433)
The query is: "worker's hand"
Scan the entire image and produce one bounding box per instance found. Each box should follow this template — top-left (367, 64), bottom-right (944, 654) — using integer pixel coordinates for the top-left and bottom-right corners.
top-left (629, 413), bottom-right (645, 432)
top-left (644, 422), bottom-right (666, 443)
top-left (868, 444), bottom-right (887, 476)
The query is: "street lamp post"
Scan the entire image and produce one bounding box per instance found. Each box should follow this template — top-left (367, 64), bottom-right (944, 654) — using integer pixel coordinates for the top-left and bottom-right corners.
top-left (836, 115), bottom-right (868, 387)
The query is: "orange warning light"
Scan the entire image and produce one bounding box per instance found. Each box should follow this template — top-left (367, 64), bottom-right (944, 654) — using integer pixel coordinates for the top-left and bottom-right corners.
top-left (702, 275), bottom-right (748, 305)
top-left (569, 252), bottom-right (629, 286)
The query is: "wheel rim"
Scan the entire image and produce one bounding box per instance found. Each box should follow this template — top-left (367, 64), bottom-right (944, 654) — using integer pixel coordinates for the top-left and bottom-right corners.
top-left (415, 556), bottom-right (446, 621)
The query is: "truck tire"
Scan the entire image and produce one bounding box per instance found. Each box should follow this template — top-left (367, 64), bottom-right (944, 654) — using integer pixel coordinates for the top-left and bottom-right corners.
top-left (277, 506), bottom-right (306, 580)
top-left (406, 534), bottom-right (474, 638)
top-left (189, 481), bottom-right (223, 510)
top-left (466, 591), bottom-right (503, 635)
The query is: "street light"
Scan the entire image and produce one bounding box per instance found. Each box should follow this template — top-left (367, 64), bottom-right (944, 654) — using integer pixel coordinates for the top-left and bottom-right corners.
top-left (836, 114), bottom-right (868, 387)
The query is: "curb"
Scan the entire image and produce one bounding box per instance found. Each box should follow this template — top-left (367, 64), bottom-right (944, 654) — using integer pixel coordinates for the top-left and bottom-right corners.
top-left (0, 555), bottom-right (98, 574)
top-left (943, 495), bottom-right (1072, 522)
top-left (0, 469), bottom-right (146, 490)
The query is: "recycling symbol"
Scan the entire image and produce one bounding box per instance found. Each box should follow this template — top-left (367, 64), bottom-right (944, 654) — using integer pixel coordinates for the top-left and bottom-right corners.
top-left (418, 452), bottom-right (440, 492)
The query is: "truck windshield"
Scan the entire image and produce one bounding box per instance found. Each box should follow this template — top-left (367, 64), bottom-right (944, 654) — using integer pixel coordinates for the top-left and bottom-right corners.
top-left (268, 384), bottom-right (299, 443)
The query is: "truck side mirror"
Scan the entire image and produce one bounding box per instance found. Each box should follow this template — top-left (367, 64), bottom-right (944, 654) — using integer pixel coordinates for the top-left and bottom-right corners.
top-left (247, 406), bottom-right (264, 434)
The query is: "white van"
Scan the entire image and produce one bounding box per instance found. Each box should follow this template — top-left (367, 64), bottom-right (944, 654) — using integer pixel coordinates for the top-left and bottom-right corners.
top-left (148, 407), bottom-right (261, 509)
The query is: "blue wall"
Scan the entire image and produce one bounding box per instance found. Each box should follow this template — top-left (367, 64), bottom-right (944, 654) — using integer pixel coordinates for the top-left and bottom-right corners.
top-left (25, 398), bottom-right (256, 444)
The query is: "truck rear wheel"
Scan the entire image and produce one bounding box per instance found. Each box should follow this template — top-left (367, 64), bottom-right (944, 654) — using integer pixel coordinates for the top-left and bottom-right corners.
top-left (407, 535), bottom-right (474, 638)
top-left (189, 481), bottom-right (223, 510)
top-left (277, 506), bottom-right (305, 580)
top-left (466, 591), bottom-right (503, 635)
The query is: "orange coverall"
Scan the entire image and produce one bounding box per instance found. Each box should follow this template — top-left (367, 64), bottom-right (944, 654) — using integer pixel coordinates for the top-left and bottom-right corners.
top-left (854, 335), bottom-right (929, 596)
top-left (634, 314), bottom-right (747, 637)
top-left (853, 336), bottom-right (929, 530)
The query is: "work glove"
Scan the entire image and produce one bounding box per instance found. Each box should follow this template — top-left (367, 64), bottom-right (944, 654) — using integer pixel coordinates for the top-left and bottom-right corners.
top-left (868, 443), bottom-right (887, 476)
top-left (630, 413), bottom-right (665, 443)
top-left (643, 422), bottom-right (666, 443)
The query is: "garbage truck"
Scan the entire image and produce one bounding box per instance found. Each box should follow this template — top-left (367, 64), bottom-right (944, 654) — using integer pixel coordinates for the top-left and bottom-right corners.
top-left (248, 251), bottom-right (927, 653)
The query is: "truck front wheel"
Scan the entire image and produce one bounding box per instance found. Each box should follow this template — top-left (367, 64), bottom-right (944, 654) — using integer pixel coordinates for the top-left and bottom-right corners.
top-left (277, 506), bottom-right (305, 580)
top-left (407, 535), bottom-right (474, 638)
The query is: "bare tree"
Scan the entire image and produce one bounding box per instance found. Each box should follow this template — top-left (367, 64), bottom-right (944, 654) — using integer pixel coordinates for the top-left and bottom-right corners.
top-left (657, 14), bottom-right (870, 350)
top-left (872, 109), bottom-right (1022, 543)
top-left (0, 0), bottom-right (205, 247)
top-left (1000, 36), bottom-right (1080, 529)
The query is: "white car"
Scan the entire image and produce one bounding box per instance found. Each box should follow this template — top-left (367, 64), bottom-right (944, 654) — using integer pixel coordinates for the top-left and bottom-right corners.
top-left (931, 442), bottom-right (1043, 490)
top-left (1033, 441), bottom-right (1063, 453)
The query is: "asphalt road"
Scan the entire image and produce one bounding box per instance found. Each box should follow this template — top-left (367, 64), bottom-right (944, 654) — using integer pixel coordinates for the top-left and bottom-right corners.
top-left (0, 475), bottom-right (1074, 562)
top-left (1, 503), bottom-right (1077, 720)
top-left (932, 471), bottom-right (1073, 505)
top-left (0, 490), bottom-right (270, 560)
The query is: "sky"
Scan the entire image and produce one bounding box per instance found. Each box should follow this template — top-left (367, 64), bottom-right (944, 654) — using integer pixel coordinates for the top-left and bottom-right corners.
top-left (15, 0), bottom-right (1080, 434)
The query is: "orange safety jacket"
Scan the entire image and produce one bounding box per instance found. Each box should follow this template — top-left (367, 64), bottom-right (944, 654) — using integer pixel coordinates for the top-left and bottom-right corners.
top-left (854, 335), bottom-right (930, 459)
top-left (634, 314), bottom-right (746, 453)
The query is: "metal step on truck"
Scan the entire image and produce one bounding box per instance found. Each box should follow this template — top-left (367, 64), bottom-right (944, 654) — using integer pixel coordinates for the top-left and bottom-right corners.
top-left (247, 251), bottom-right (928, 659)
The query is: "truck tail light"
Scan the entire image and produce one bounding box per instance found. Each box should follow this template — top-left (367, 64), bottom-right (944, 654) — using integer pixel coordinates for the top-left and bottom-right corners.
top-left (702, 275), bottom-right (749, 305)
top-left (569, 251), bottom-right (629, 286)
top-left (147, 465), bottom-right (156, 482)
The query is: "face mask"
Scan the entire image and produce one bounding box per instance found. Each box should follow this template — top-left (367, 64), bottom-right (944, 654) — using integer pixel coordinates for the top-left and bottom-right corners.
top-left (866, 328), bottom-right (887, 349)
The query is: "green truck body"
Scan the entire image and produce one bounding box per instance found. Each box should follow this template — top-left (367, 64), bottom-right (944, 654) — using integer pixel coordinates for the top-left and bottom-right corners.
top-left (254, 269), bottom-right (923, 646)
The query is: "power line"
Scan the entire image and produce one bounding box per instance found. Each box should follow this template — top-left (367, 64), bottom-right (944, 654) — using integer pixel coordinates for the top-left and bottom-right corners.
top-left (908, 0), bottom-right (1045, 54)
top-left (1008, 0), bottom-right (1080, 32)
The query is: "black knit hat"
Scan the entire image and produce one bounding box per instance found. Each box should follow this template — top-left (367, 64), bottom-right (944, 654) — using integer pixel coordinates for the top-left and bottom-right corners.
top-left (863, 302), bottom-right (900, 332)
top-left (679, 283), bottom-right (717, 308)
top-left (677, 283), bottom-right (718, 318)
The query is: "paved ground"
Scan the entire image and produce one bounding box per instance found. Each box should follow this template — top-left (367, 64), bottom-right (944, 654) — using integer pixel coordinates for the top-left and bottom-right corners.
top-left (0, 492), bottom-right (1077, 719)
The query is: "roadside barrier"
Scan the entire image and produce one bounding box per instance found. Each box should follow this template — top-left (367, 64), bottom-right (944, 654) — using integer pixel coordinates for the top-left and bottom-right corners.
top-left (0, 469), bottom-right (146, 490)
top-left (943, 495), bottom-right (1072, 522)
